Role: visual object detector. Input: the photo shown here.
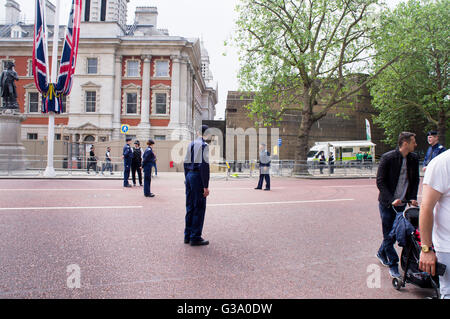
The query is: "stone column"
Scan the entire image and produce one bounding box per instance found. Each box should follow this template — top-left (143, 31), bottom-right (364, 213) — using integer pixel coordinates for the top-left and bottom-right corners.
top-left (138, 55), bottom-right (151, 130)
top-left (112, 54), bottom-right (122, 140)
top-left (169, 55), bottom-right (181, 127)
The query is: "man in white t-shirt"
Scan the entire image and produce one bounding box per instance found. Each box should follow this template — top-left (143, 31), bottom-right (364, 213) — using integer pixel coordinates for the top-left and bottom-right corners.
top-left (419, 149), bottom-right (450, 298)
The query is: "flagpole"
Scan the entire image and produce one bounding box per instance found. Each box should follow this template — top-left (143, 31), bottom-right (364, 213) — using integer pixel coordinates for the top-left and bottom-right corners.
top-left (44, 0), bottom-right (60, 177)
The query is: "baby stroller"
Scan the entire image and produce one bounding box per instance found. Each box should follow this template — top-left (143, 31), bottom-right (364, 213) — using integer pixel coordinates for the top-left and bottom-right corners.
top-left (391, 206), bottom-right (446, 299)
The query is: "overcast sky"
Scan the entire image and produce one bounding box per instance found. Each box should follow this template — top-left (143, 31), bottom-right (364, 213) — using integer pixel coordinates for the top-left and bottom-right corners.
top-left (0, 0), bottom-right (403, 120)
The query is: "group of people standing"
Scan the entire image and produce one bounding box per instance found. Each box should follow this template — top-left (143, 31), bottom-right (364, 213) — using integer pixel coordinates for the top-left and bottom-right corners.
top-left (376, 130), bottom-right (448, 298)
top-left (123, 137), bottom-right (157, 197)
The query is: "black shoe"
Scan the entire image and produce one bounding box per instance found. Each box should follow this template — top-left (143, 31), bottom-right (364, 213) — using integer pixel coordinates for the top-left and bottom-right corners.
top-left (184, 238), bottom-right (190, 244)
top-left (144, 193), bottom-right (155, 197)
top-left (190, 239), bottom-right (209, 246)
top-left (124, 185), bottom-right (132, 188)
top-left (264, 188), bottom-right (270, 191)
top-left (254, 187), bottom-right (262, 190)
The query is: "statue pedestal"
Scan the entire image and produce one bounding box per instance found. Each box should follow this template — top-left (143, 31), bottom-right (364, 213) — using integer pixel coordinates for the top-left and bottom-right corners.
top-left (0, 109), bottom-right (27, 171)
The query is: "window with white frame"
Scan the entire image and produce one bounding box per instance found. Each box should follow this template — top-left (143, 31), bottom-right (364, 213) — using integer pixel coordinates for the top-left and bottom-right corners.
top-left (85, 91), bottom-right (96, 112)
top-left (126, 92), bottom-right (138, 114)
top-left (27, 133), bottom-right (38, 140)
top-left (126, 60), bottom-right (140, 77)
top-left (28, 92), bottom-right (40, 113)
top-left (1, 60), bottom-right (13, 72)
top-left (155, 60), bottom-right (169, 77)
top-left (155, 93), bottom-right (167, 114)
top-left (154, 135), bottom-right (166, 141)
top-left (87, 58), bottom-right (98, 74)
top-left (27, 59), bottom-right (33, 77)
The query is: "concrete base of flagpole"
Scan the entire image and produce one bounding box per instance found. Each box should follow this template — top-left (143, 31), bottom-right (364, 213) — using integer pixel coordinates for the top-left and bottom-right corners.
top-left (43, 112), bottom-right (56, 177)
top-left (0, 109), bottom-right (27, 171)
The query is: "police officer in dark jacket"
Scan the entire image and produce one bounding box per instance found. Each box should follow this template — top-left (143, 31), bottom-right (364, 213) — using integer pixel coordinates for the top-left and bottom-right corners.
top-left (255, 143), bottom-right (271, 190)
top-left (142, 139), bottom-right (156, 197)
top-left (376, 132), bottom-right (419, 278)
top-left (123, 137), bottom-right (133, 187)
top-left (423, 130), bottom-right (446, 172)
top-left (183, 125), bottom-right (210, 246)
top-left (131, 140), bottom-right (143, 187)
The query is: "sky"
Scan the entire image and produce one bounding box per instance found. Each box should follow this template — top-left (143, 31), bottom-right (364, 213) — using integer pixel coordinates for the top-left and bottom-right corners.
top-left (0, 0), bottom-right (403, 120)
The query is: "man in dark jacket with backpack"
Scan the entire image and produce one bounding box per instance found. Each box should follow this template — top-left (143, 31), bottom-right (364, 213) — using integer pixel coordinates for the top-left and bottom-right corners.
top-left (376, 132), bottom-right (419, 278)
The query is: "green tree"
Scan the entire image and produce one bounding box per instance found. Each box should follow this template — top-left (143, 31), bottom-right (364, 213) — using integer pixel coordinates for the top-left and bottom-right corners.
top-left (232, 0), bottom-right (398, 172)
top-left (370, 0), bottom-right (449, 147)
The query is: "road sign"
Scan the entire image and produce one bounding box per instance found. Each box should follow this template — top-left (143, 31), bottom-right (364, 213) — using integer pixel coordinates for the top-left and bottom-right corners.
top-left (120, 124), bottom-right (130, 134)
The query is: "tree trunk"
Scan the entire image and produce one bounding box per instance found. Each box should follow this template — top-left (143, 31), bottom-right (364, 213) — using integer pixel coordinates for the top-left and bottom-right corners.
top-left (293, 109), bottom-right (314, 175)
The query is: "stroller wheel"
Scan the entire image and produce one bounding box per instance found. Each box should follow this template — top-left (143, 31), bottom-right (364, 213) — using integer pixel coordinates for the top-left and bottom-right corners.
top-left (392, 278), bottom-right (402, 290)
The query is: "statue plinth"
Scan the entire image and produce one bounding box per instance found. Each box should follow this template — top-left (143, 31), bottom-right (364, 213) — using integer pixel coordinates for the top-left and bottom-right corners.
top-left (0, 108), bottom-right (27, 171)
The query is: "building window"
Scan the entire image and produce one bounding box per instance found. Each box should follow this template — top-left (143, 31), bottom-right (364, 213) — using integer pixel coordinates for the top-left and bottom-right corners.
top-left (27, 60), bottom-right (33, 76)
top-left (85, 91), bottom-right (96, 112)
top-left (126, 93), bottom-right (137, 114)
top-left (27, 133), bottom-right (38, 140)
top-left (87, 58), bottom-right (98, 74)
top-left (155, 60), bottom-right (169, 77)
top-left (154, 135), bottom-right (166, 141)
top-left (155, 93), bottom-right (167, 114)
top-left (55, 134), bottom-right (61, 141)
top-left (1, 60), bottom-right (13, 72)
top-left (60, 95), bottom-right (67, 113)
top-left (100, 0), bottom-right (107, 21)
top-left (28, 92), bottom-right (40, 113)
top-left (127, 60), bottom-right (139, 77)
top-left (85, 0), bottom-right (91, 21)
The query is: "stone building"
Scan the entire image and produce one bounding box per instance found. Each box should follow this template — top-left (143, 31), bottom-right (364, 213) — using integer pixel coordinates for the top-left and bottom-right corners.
top-left (0, 0), bottom-right (218, 144)
top-left (225, 75), bottom-right (391, 161)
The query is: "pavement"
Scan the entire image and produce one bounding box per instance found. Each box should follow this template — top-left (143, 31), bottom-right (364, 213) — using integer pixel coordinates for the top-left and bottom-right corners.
top-left (0, 174), bottom-right (435, 299)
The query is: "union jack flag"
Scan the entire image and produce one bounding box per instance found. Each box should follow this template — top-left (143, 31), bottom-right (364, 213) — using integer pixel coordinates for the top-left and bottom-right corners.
top-left (32, 0), bottom-right (82, 114)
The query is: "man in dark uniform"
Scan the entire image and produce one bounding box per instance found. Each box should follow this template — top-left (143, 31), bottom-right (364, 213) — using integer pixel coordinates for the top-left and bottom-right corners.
top-left (184, 125), bottom-right (210, 246)
top-left (142, 139), bottom-right (156, 197)
top-left (131, 140), bottom-right (143, 187)
top-left (122, 137), bottom-right (133, 187)
top-left (423, 130), bottom-right (446, 172)
top-left (255, 143), bottom-right (271, 190)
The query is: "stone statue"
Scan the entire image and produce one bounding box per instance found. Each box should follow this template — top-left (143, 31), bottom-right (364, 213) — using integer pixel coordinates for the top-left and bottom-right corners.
top-left (0, 61), bottom-right (19, 110)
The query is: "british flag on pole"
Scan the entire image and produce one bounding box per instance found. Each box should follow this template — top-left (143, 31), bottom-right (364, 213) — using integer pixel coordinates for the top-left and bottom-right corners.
top-left (32, 0), bottom-right (82, 114)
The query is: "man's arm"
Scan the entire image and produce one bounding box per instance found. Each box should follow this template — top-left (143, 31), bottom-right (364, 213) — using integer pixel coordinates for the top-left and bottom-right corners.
top-left (418, 184), bottom-right (443, 276)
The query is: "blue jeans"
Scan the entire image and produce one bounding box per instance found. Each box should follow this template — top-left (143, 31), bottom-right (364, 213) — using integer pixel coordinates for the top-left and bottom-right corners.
top-left (185, 171), bottom-right (207, 241)
top-left (378, 203), bottom-right (402, 267)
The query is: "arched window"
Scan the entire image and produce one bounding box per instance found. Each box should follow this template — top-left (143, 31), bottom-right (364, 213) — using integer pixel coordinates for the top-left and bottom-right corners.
top-left (84, 135), bottom-right (95, 142)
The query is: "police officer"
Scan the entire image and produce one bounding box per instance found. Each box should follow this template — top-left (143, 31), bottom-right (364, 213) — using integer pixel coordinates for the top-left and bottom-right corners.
top-left (131, 140), bottom-right (143, 187)
top-left (123, 137), bottom-right (133, 187)
top-left (184, 125), bottom-right (210, 246)
top-left (255, 143), bottom-right (271, 190)
top-left (142, 139), bottom-right (156, 197)
top-left (423, 130), bottom-right (446, 172)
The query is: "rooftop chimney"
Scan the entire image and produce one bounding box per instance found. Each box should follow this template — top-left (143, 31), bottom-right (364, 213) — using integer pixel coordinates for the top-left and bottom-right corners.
top-left (135, 7), bottom-right (158, 26)
top-left (5, 0), bottom-right (21, 25)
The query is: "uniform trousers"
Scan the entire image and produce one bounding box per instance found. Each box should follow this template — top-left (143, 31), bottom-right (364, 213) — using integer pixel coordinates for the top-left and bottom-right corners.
top-left (184, 171), bottom-right (207, 241)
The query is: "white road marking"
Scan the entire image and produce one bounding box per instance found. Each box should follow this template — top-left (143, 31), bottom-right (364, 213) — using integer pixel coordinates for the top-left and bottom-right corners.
top-left (0, 206), bottom-right (143, 211)
top-left (320, 185), bottom-right (375, 188)
top-left (208, 198), bottom-right (354, 207)
top-left (0, 189), bottom-right (124, 191)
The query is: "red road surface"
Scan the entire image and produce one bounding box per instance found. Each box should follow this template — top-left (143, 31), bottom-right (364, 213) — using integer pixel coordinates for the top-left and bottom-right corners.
top-left (0, 175), bottom-right (433, 298)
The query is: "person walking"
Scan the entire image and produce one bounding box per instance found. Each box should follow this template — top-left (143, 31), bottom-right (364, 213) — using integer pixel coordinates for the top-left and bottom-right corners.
top-left (142, 139), bottom-right (156, 197)
top-left (131, 140), bottom-right (143, 187)
top-left (419, 149), bottom-right (450, 299)
top-left (376, 132), bottom-right (420, 278)
top-left (423, 130), bottom-right (446, 172)
top-left (183, 125), bottom-right (210, 246)
top-left (101, 146), bottom-right (113, 175)
top-left (122, 137), bottom-right (133, 188)
top-left (87, 146), bottom-right (97, 174)
top-left (255, 143), bottom-right (271, 190)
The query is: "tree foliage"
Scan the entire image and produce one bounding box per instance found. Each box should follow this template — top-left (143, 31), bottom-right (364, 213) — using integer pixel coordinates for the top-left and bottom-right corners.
top-left (370, 0), bottom-right (449, 146)
top-left (232, 0), bottom-right (398, 167)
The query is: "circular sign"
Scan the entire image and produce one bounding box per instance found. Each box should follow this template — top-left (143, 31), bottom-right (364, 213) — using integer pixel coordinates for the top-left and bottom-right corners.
top-left (120, 124), bottom-right (130, 134)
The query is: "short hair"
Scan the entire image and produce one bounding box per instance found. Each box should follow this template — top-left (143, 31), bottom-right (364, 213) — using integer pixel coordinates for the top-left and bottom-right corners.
top-left (126, 137), bottom-right (132, 142)
top-left (147, 139), bottom-right (155, 145)
top-left (398, 132), bottom-right (416, 147)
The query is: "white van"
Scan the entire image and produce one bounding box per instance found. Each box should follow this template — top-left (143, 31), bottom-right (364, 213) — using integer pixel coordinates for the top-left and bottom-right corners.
top-left (307, 140), bottom-right (376, 164)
